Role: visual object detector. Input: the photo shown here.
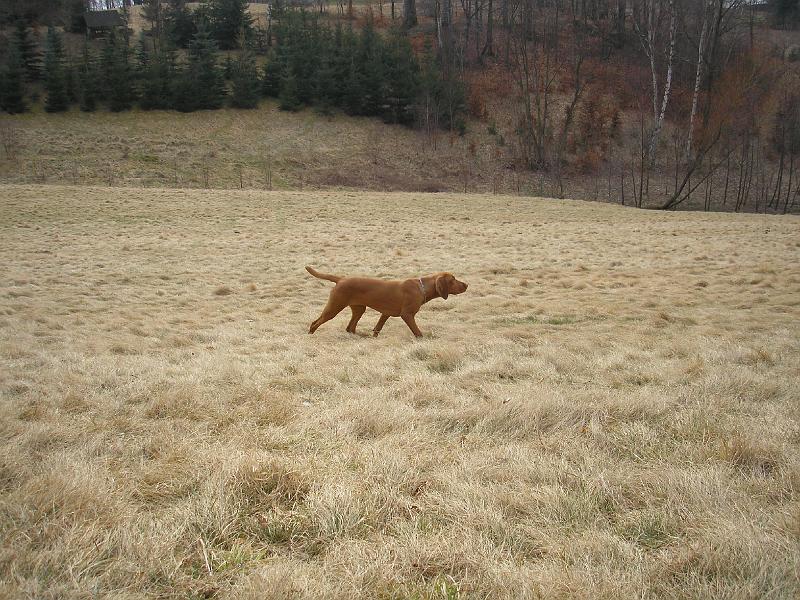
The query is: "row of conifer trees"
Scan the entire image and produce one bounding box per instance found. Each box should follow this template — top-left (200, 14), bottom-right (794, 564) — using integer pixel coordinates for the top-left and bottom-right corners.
top-left (0, 9), bottom-right (465, 130)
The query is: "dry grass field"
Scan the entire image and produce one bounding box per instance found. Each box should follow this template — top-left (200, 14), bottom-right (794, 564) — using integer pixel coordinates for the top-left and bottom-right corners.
top-left (1, 183), bottom-right (799, 599)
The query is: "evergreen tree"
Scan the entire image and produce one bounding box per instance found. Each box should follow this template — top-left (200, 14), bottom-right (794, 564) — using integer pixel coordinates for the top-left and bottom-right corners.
top-left (261, 50), bottom-right (283, 98)
top-left (136, 31), bottom-right (150, 72)
top-left (133, 33), bottom-right (166, 108)
top-left (223, 54), bottom-right (234, 80)
top-left (252, 23), bottom-right (269, 54)
top-left (339, 23), bottom-right (373, 117)
top-left (64, 56), bottom-right (79, 105)
top-left (77, 42), bottom-right (100, 112)
top-left (193, 3), bottom-right (213, 30)
top-left (191, 23), bottom-right (226, 109)
top-left (359, 20), bottom-right (386, 117)
top-left (269, 0), bottom-right (288, 22)
top-left (313, 19), bottom-right (331, 102)
top-left (342, 57), bottom-right (364, 116)
top-left (0, 44), bottom-right (27, 114)
top-left (207, 0), bottom-right (254, 50)
top-left (43, 27), bottom-right (69, 113)
top-left (327, 22), bottom-right (346, 106)
top-left (164, 0), bottom-right (196, 48)
top-left (173, 23), bottom-right (225, 111)
top-left (771, 0), bottom-right (800, 28)
top-left (314, 54), bottom-right (336, 114)
top-left (139, 47), bottom-right (175, 110)
top-left (171, 67), bottom-right (195, 112)
top-left (13, 19), bottom-right (41, 82)
top-left (230, 45), bottom-right (261, 108)
top-left (67, 0), bottom-right (88, 33)
top-left (384, 30), bottom-right (419, 125)
top-left (278, 66), bottom-right (301, 111)
top-left (265, 7), bottom-right (301, 100)
top-left (293, 15), bottom-right (323, 105)
top-left (333, 23), bottom-right (367, 115)
top-left (46, 2), bottom-right (446, 126)
top-left (102, 30), bottom-right (136, 112)
top-left (330, 22), bottom-right (357, 109)
top-left (143, 0), bottom-right (165, 41)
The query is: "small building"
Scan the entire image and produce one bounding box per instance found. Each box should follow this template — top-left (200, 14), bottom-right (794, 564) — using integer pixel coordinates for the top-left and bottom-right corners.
top-left (84, 10), bottom-right (126, 37)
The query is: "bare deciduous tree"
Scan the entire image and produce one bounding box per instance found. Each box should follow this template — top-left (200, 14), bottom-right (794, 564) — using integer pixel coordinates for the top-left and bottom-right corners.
top-left (403, 0), bottom-right (417, 28)
top-left (633, 0), bottom-right (677, 166)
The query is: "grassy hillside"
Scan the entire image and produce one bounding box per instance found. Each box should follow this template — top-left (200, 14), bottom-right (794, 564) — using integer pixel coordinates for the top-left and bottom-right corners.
top-left (0, 103), bottom-right (519, 194)
top-left (4, 101), bottom-right (796, 212)
top-left (1, 184), bottom-right (798, 598)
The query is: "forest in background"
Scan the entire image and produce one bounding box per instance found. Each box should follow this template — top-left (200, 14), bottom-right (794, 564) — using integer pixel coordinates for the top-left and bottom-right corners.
top-left (1, 0), bottom-right (799, 213)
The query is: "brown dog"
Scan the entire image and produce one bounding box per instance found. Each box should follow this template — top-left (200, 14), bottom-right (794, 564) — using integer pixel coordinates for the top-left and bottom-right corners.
top-left (306, 266), bottom-right (468, 337)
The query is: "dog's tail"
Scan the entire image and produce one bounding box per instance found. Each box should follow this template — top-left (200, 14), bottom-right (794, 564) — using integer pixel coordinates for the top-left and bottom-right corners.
top-left (305, 266), bottom-right (342, 284)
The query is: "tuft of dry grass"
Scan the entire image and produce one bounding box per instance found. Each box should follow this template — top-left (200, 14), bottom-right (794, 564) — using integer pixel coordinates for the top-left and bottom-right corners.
top-left (0, 184), bottom-right (799, 598)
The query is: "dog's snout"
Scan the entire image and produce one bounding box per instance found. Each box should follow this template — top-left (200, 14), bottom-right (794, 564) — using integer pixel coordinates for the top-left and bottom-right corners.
top-left (463, 282), bottom-right (469, 290)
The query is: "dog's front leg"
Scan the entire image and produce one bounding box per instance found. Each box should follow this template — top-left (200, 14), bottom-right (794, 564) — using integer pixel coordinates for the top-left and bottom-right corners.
top-left (401, 312), bottom-right (423, 338)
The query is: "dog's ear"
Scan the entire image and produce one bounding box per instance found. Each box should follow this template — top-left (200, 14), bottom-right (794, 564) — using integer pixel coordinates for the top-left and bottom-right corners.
top-left (435, 275), bottom-right (449, 300)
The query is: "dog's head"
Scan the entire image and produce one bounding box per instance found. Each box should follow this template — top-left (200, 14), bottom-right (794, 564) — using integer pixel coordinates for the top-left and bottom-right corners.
top-left (435, 273), bottom-right (468, 300)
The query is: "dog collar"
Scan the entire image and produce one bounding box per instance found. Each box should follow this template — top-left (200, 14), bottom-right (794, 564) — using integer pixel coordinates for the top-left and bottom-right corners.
top-left (418, 278), bottom-right (426, 296)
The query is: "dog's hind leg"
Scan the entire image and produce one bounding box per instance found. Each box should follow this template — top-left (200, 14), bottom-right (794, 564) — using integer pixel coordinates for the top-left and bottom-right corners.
top-left (309, 294), bottom-right (348, 334)
top-left (372, 314), bottom-right (390, 337)
top-left (346, 305), bottom-right (366, 334)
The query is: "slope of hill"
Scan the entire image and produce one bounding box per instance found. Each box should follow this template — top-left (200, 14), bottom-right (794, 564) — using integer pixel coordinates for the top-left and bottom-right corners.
top-left (1, 184), bottom-right (798, 598)
top-left (0, 103), bottom-right (516, 194)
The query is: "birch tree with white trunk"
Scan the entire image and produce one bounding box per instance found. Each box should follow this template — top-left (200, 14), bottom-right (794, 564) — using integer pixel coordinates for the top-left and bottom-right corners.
top-left (686, 0), bottom-right (742, 162)
top-left (634, 0), bottom-right (677, 167)
top-left (686, 1), bottom-right (712, 162)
